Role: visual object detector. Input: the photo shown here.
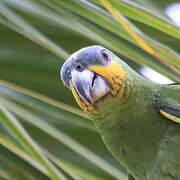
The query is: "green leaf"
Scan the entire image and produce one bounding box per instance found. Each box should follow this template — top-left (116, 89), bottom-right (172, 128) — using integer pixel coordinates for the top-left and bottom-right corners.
top-left (0, 0), bottom-right (179, 179)
top-left (0, 97), bottom-right (127, 180)
top-left (0, 79), bottom-right (95, 131)
top-left (93, 0), bottom-right (180, 39)
top-left (0, 4), bottom-right (68, 59)
top-left (0, 103), bottom-right (67, 180)
top-left (1, 0), bottom-right (179, 79)
top-left (0, 141), bottom-right (50, 180)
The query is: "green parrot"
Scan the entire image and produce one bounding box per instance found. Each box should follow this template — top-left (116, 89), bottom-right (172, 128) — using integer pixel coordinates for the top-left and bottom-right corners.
top-left (60, 45), bottom-right (180, 180)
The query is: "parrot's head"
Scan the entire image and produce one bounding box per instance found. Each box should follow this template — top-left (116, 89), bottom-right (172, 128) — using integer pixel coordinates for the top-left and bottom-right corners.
top-left (60, 45), bottom-right (131, 116)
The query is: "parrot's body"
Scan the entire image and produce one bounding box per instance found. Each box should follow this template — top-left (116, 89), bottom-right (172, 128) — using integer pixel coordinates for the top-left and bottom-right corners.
top-left (60, 45), bottom-right (180, 180)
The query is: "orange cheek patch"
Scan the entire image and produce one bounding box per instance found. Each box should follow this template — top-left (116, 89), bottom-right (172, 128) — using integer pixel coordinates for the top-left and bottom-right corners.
top-left (89, 60), bottom-right (125, 96)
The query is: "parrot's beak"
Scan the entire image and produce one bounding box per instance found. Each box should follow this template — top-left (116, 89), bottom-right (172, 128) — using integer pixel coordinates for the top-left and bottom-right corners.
top-left (70, 69), bottom-right (110, 104)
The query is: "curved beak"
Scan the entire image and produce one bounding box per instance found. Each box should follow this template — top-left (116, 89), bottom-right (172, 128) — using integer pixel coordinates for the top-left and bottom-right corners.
top-left (71, 69), bottom-right (94, 104)
top-left (70, 69), bottom-right (110, 105)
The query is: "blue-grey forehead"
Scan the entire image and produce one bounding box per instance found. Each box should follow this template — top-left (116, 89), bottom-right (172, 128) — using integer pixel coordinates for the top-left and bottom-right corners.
top-left (69, 45), bottom-right (104, 65)
top-left (60, 45), bottom-right (105, 81)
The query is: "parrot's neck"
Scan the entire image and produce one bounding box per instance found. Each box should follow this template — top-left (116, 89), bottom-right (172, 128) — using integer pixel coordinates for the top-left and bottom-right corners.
top-left (92, 72), bottom-right (168, 180)
top-left (94, 69), bottom-right (154, 129)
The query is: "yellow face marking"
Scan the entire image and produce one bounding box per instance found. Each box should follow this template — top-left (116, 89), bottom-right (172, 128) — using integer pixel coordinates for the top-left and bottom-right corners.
top-left (160, 110), bottom-right (180, 124)
top-left (70, 81), bottom-right (100, 116)
top-left (69, 60), bottom-right (125, 115)
top-left (89, 59), bottom-right (125, 96)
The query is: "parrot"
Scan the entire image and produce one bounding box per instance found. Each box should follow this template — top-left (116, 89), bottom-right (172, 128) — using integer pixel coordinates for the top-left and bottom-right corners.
top-left (60, 45), bottom-right (180, 180)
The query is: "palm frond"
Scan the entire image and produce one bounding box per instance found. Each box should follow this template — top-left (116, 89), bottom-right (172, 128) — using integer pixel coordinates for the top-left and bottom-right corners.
top-left (0, 0), bottom-right (179, 179)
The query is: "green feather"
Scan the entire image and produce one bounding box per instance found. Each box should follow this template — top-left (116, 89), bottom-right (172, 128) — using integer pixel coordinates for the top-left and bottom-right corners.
top-left (61, 46), bottom-right (180, 180)
top-left (92, 63), bottom-right (180, 180)
top-left (158, 83), bottom-right (180, 123)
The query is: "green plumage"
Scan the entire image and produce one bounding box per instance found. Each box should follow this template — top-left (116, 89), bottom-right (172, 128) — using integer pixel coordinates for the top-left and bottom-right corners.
top-left (94, 78), bottom-right (180, 180)
top-left (60, 45), bottom-right (180, 180)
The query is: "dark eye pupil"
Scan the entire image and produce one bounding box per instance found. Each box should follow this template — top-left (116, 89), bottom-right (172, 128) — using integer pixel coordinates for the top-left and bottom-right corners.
top-left (75, 63), bottom-right (83, 71)
top-left (77, 65), bottom-right (82, 70)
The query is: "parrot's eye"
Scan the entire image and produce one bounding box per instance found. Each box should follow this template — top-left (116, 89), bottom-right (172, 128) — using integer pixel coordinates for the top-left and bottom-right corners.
top-left (101, 49), bottom-right (111, 62)
top-left (75, 63), bottom-right (84, 72)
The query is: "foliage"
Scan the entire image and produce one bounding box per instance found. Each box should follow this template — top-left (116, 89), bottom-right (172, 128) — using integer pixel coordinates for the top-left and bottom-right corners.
top-left (0, 0), bottom-right (179, 179)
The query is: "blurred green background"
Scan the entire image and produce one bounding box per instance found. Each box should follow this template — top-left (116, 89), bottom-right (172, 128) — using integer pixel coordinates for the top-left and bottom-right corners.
top-left (0, 0), bottom-right (179, 179)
